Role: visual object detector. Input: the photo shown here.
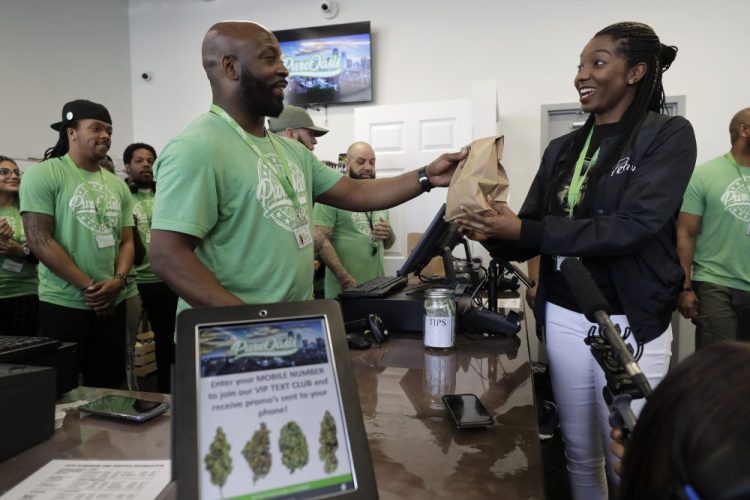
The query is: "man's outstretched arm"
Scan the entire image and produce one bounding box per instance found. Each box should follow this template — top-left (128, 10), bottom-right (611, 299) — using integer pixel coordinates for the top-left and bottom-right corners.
top-left (317, 150), bottom-right (467, 211)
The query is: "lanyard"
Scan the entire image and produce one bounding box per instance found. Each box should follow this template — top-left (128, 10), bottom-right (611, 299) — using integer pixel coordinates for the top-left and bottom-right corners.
top-left (210, 104), bottom-right (301, 211)
top-left (726, 152), bottom-right (750, 196)
top-left (567, 127), bottom-right (600, 219)
top-left (63, 154), bottom-right (109, 224)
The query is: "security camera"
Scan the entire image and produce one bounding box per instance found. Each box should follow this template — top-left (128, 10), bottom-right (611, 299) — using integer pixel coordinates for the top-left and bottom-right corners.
top-left (141, 71), bottom-right (153, 82)
top-left (320, 0), bottom-right (339, 19)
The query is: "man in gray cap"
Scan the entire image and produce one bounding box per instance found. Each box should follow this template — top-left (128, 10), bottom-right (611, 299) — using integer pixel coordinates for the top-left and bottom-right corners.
top-left (268, 104), bottom-right (328, 151)
top-left (20, 99), bottom-right (135, 389)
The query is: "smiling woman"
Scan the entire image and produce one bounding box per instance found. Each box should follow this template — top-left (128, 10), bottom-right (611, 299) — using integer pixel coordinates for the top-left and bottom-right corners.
top-left (0, 155), bottom-right (39, 337)
top-left (456, 21), bottom-right (697, 500)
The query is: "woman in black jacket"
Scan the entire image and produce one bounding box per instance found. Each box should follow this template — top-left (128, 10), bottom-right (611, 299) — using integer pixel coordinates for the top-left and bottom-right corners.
top-left (457, 22), bottom-right (697, 500)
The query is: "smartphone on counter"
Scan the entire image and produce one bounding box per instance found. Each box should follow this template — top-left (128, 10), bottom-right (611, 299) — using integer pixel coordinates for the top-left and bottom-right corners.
top-left (79, 395), bottom-right (169, 423)
top-left (442, 394), bottom-right (494, 429)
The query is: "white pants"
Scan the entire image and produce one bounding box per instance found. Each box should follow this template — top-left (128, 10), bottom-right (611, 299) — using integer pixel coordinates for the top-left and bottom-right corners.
top-left (545, 302), bottom-right (672, 500)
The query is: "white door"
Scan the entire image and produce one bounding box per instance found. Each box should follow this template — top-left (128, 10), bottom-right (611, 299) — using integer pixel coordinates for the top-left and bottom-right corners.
top-left (354, 100), bottom-right (472, 275)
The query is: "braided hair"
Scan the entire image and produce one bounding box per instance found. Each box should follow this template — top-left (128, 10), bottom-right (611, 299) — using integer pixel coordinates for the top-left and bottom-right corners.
top-left (43, 122), bottom-right (78, 160)
top-left (544, 22), bottom-right (678, 214)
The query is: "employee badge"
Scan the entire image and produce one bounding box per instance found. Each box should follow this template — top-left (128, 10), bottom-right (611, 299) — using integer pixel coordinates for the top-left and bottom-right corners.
top-left (2, 258), bottom-right (24, 273)
top-left (293, 213), bottom-right (312, 249)
top-left (95, 231), bottom-right (116, 249)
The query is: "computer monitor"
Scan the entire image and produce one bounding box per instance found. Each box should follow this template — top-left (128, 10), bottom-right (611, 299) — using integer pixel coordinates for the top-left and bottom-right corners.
top-left (397, 204), bottom-right (462, 280)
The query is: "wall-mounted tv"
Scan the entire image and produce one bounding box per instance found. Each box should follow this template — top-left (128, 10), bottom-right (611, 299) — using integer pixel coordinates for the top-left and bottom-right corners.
top-left (274, 21), bottom-right (372, 107)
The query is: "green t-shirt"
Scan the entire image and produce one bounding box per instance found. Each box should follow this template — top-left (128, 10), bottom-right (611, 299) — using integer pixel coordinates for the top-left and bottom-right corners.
top-left (131, 189), bottom-right (160, 284)
top-left (313, 204), bottom-right (388, 298)
top-left (681, 153), bottom-right (750, 291)
top-left (152, 111), bottom-right (342, 317)
top-left (19, 155), bottom-right (135, 309)
top-left (0, 205), bottom-right (38, 299)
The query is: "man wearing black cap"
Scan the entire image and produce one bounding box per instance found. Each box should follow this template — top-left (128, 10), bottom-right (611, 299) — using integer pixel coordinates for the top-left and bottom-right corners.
top-left (20, 99), bottom-right (135, 389)
top-left (149, 21), bottom-right (465, 321)
top-left (268, 104), bottom-right (328, 151)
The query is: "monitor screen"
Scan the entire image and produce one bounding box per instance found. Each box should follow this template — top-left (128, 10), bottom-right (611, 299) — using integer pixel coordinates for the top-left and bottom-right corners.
top-left (196, 316), bottom-right (357, 498)
top-left (274, 21), bottom-right (373, 106)
top-left (398, 204), bottom-right (461, 278)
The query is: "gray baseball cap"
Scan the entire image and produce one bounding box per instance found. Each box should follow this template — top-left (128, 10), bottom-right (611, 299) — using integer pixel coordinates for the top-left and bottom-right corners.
top-left (268, 105), bottom-right (328, 136)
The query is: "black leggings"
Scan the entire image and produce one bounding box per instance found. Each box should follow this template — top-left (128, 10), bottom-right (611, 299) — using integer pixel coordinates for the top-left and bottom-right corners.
top-left (138, 282), bottom-right (178, 393)
top-left (39, 301), bottom-right (126, 389)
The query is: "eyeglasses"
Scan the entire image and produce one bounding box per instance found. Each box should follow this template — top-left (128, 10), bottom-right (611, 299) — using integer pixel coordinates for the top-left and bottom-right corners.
top-left (0, 167), bottom-right (21, 177)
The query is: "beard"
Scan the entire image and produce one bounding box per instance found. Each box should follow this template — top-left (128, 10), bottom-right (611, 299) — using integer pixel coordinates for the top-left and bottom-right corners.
top-left (348, 169), bottom-right (375, 180)
top-left (134, 174), bottom-right (154, 188)
top-left (239, 66), bottom-right (284, 118)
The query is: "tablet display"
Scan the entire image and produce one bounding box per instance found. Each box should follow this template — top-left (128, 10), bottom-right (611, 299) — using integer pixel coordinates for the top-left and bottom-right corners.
top-left (196, 316), bottom-right (356, 499)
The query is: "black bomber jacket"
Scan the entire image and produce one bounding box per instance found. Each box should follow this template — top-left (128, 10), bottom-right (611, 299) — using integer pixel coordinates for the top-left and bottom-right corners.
top-left (485, 111), bottom-right (697, 343)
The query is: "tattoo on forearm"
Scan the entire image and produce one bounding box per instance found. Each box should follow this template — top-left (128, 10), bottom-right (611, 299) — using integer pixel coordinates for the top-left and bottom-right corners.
top-left (22, 213), bottom-right (55, 252)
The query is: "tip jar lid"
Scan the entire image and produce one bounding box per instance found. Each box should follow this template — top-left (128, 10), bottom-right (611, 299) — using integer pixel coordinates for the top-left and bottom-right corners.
top-left (424, 288), bottom-right (454, 298)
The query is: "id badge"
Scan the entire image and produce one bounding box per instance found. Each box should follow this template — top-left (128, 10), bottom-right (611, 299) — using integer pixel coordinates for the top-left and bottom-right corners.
top-left (96, 232), bottom-right (116, 249)
top-left (293, 211), bottom-right (312, 249)
top-left (554, 255), bottom-right (579, 271)
top-left (294, 224), bottom-right (313, 249)
top-left (2, 258), bottom-right (23, 273)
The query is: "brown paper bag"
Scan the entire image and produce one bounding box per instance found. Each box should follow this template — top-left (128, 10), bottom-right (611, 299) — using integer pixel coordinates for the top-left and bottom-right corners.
top-left (444, 135), bottom-right (509, 222)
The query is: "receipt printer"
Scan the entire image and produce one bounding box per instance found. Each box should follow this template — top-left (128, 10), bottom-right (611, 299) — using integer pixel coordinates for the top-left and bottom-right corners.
top-left (0, 364), bottom-right (56, 461)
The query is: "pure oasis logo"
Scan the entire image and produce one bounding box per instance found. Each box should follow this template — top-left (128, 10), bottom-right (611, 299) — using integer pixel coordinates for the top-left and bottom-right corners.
top-left (721, 177), bottom-right (750, 222)
top-left (133, 199), bottom-right (152, 235)
top-left (229, 333), bottom-right (299, 360)
top-left (256, 153), bottom-right (308, 232)
top-left (68, 182), bottom-right (120, 234)
top-left (282, 52), bottom-right (344, 79)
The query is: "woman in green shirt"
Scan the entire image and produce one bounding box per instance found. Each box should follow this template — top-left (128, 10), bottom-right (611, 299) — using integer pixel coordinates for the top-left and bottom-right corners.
top-left (0, 156), bottom-right (39, 336)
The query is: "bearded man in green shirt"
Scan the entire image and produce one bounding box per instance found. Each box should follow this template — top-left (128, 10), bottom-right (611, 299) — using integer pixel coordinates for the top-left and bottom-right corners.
top-left (314, 142), bottom-right (395, 298)
top-left (150, 21), bottom-right (465, 321)
top-left (677, 107), bottom-right (750, 346)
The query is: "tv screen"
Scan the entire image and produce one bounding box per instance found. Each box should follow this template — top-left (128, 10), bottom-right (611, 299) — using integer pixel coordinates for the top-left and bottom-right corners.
top-left (274, 21), bottom-right (373, 106)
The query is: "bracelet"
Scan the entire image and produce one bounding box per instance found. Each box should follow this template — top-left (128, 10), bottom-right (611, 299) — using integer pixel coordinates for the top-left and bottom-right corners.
top-left (115, 273), bottom-right (128, 290)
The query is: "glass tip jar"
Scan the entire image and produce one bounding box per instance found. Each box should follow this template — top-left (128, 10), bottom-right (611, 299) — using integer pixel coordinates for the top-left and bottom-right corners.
top-left (423, 287), bottom-right (456, 350)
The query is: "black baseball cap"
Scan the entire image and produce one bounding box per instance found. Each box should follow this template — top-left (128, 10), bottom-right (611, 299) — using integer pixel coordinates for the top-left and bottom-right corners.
top-left (50, 99), bottom-right (112, 131)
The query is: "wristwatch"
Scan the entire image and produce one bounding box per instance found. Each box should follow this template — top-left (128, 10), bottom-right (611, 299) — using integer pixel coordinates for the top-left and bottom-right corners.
top-left (21, 244), bottom-right (31, 256)
top-left (417, 166), bottom-right (433, 193)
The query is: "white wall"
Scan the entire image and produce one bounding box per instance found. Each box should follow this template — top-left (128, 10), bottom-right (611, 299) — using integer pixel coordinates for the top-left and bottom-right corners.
top-left (128, 0), bottom-right (749, 188)
top-left (0, 0), bottom-right (133, 169)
